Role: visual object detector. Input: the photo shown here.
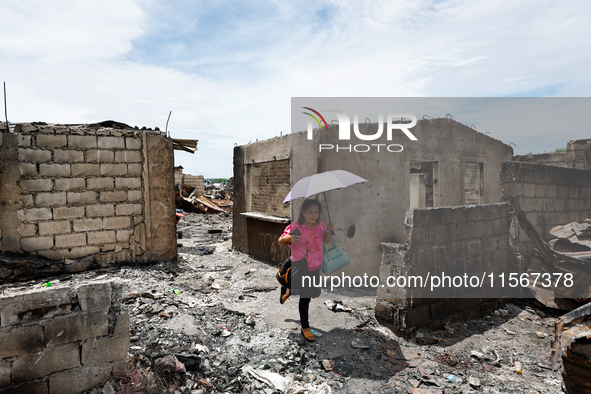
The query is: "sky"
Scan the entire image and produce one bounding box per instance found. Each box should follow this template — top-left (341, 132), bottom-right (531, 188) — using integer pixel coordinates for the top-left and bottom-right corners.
top-left (1, 0), bottom-right (590, 177)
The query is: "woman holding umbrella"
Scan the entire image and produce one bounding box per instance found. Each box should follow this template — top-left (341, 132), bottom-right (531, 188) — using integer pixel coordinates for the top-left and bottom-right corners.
top-left (278, 198), bottom-right (334, 342)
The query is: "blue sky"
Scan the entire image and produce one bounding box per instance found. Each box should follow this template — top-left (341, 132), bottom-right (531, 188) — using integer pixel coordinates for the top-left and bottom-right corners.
top-left (1, 0), bottom-right (590, 177)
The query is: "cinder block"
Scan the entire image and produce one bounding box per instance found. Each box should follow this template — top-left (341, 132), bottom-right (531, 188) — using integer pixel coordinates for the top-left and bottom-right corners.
top-left (67, 191), bottom-right (97, 205)
top-left (115, 177), bottom-right (142, 189)
top-left (87, 230), bottom-right (116, 245)
top-left (87, 177), bottom-right (114, 190)
top-left (103, 216), bottom-right (131, 230)
top-left (38, 249), bottom-right (70, 260)
top-left (82, 335), bottom-right (130, 366)
top-left (76, 281), bottom-right (112, 311)
top-left (69, 246), bottom-right (100, 259)
top-left (21, 236), bottom-right (53, 251)
top-left (17, 223), bottom-right (36, 237)
top-left (49, 364), bottom-right (113, 394)
top-left (481, 236), bottom-right (498, 253)
top-left (127, 163), bottom-right (143, 176)
top-left (18, 207), bottom-right (52, 221)
top-left (114, 150), bottom-right (141, 163)
top-left (522, 183), bottom-right (536, 198)
top-left (22, 194), bottom-right (34, 207)
top-left (12, 342), bottom-right (81, 383)
top-left (97, 136), bottom-right (125, 149)
top-left (113, 311), bottom-right (130, 336)
top-left (0, 325), bottom-right (44, 358)
top-left (39, 163), bottom-right (71, 177)
top-left (100, 163), bottom-right (127, 176)
top-left (126, 137), bottom-right (142, 150)
top-left (35, 192), bottom-right (67, 206)
top-left (568, 186), bottom-right (579, 198)
top-left (409, 227), bottom-right (429, 245)
top-left (127, 190), bottom-right (143, 201)
top-left (86, 204), bottom-right (114, 217)
top-left (20, 178), bottom-right (53, 192)
top-left (100, 190), bottom-right (127, 202)
top-left (36, 134), bottom-right (67, 147)
top-left (17, 134), bottom-right (31, 146)
top-left (55, 178), bottom-right (86, 191)
top-left (73, 218), bottom-right (103, 232)
top-left (53, 149), bottom-right (84, 162)
top-left (55, 233), bottom-right (86, 248)
top-left (18, 148), bottom-right (51, 162)
top-left (71, 163), bottom-right (100, 176)
top-left (116, 203), bottom-right (142, 216)
top-left (68, 135), bottom-right (97, 148)
top-left (39, 220), bottom-right (71, 235)
top-left (19, 162), bottom-right (38, 176)
top-left (534, 184), bottom-right (547, 197)
top-left (53, 206), bottom-right (84, 219)
top-left (45, 311), bottom-right (109, 347)
top-left (116, 229), bottom-right (133, 242)
top-left (86, 149), bottom-right (114, 163)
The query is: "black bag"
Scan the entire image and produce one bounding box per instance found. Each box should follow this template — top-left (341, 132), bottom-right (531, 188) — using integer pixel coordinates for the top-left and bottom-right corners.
top-left (276, 257), bottom-right (292, 288)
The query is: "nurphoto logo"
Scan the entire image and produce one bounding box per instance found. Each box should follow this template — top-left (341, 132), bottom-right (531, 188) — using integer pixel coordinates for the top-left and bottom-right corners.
top-left (302, 107), bottom-right (418, 153)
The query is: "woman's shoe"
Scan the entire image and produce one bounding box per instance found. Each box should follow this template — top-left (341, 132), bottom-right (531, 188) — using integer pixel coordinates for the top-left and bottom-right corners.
top-left (280, 288), bottom-right (290, 304)
top-left (301, 327), bottom-right (315, 341)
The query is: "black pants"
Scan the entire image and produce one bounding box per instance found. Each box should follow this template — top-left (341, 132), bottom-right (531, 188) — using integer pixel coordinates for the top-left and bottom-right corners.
top-left (291, 258), bottom-right (321, 329)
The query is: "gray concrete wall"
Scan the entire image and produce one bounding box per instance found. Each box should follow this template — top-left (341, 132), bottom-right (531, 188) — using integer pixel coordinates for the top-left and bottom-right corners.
top-left (0, 279), bottom-right (129, 394)
top-left (514, 139), bottom-right (591, 169)
top-left (0, 125), bottom-right (177, 281)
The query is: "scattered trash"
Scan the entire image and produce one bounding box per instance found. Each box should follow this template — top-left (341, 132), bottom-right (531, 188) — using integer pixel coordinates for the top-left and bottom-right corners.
top-left (245, 315), bottom-right (255, 326)
top-left (310, 329), bottom-right (322, 337)
top-left (468, 376), bottom-right (481, 388)
top-left (536, 331), bottom-right (546, 338)
top-left (154, 355), bottom-right (186, 374)
top-left (220, 329), bottom-right (232, 337)
top-left (515, 361), bottom-right (522, 374)
top-left (169, 288), bottom-right (180, 295)
top-left (321, 359), bottom-right (335, 371)
top-left (211, 280), bottom-right (231, 290)
top-left (443, 373), bottom-right (462, 384)
top-left (443, 323), bottom-right (454, 335)
top-left (350, 338), bottom-right (370, 349)
top-left (42, 282), bottom-right (52, 287)
top-left (159, 312), bottom-right (171, 319)
top-left (324, 300), bottom-right (352, 312)
top-left (410, 389), bottom-right (442, 394)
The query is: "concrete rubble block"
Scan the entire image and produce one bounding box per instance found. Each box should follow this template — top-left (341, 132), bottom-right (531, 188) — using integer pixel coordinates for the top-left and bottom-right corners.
top-left (87, 177), bottom-right (114, 190)
top-left (18, 148), bottom-right (51, 162)
top-left (55, 233), bottom-right (87, 248)
top-left (81, 335), bottom-right (130, 367)
top-left (18, 207), bottom-right (52, 221)
top-left (19, 162), bottom-right (38, 176)
top-left (71, 163), bottom-right (100, 176)
top-left (126, 137), bottom-right (142, 150)
top-left (100, 163), bottom-right (128, 177)
top-left (127, 163), bottom-right (143, 176)
top-left (12, 342), bottom-right (81, 383)
top-left (44, 311), bottom-right (109, 347)
top-left (103, 216), bottom-right (131, 230)
top-left (86, 149), bottom-right (114, 163)
top-left (39, 220), bottom-right (71, 236)
top-left (20, 236), bottom-right (53, 251)
top-left (22, 194), bottom-right (34, 207)
top-left (99, 190), bottom-right (127, 202)
top-left (0, 287), bottom-right (72, 327)
top-left (113, 311), bottom-right (130, 336)
top-left (36, 134), bottom-right (67, 147)
top-left (127, 189), bottom-right (143, 201)
top-left (53, 206), bottom-right (84, 220)
top-left (35, 192), bottom-right (67, 207)
top-left (68, 135), bottom-right (97, 149)
top-left (20, 179), bottom-right (53, 192)
top-left (55, 178), bottom-right (86, 191)
top-left (73, 218), bottom-right (103, 232)
top-left (115, 203), bottom-right (142, 216)
top-left (97, 136), bottom-right (125, 149)
top-left (67, 191), bottom-right (97, 205)
top-left (86, 204), bottom-right (114, 217)
top-left (114, 177), bottom-right (141, 189)
top-left (69, 246), bottom-right (100, 259)
top-left (17, 134), bottom-right (31, 146)
top-left (0, 325), bottom-right (44, 358)
top-left (75, 281), bottom-right (112, 311)
top-left (2, 380), bottom-right (49, 394)
top-left (49, 364), bottom-right (113, 394)
top-left (53, 149), bottom-right (84, 163)
top-left (87, 230), bottom-right (116, 245)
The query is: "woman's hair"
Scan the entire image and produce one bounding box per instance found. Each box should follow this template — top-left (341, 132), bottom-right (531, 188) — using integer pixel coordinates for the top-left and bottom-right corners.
top-left (297, 199), bottom-right (323, 225)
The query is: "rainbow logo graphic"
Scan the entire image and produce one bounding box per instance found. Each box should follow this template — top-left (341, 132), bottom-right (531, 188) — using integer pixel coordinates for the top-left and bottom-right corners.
top-left (302, 107), bottom-right (329, 131)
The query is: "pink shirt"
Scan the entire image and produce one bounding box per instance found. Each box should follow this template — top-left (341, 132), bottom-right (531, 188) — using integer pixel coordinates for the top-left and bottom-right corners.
top-left (282, 221), bottom-right (327, 271)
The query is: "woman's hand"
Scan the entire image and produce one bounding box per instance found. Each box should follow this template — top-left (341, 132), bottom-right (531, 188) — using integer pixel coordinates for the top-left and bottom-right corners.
top-left (327, 222), bottom-right (334, 232)
top-left (290, 234), bottom-right (299, 243)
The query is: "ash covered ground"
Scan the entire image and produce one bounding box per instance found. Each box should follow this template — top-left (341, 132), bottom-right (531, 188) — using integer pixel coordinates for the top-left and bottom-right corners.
top-left (8, 212), bottom-right (565, 393)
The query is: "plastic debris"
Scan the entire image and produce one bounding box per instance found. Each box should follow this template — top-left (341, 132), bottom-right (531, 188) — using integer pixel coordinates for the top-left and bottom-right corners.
top-left (42, 282), bottom-right (52, 287)
top-left (324, 300), bottom-right (352, 312)
top-left (211, 281), bottom-right (231, 290)
top-left (443, 373), bottom-right (462, 384)
top-left (515, 361), bottom-right (522, 374)
top-left (351, 338), bottom-right (371, 349)
top-left (321, 359), bottom-right (335, 371)
top-left (310, 329), bottom-right (322, 337)
top-left (169, 288), bottom-right (180, 295)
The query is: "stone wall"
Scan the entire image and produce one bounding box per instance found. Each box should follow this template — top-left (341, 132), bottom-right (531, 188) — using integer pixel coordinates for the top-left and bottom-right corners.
top-left (0, 124), bottom-right (177, 281)
top-left (500, 161), bottom-right (591, 265)
top-left (249, 159), bottom-right (290, 216)
top-left (375, 203), bottom-right (512, 335)
top-left (0, 279), bottom-right (129, 394)
top-left (514, 139), bottom-right (591, 169)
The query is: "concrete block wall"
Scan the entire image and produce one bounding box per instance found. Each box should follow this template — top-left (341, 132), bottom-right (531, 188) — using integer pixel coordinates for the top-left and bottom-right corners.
top-left (175, 174), bottom-right (205, 196)
top-left (375, 203), bottom-right (511, 335)
top-left (0, 125), bottom-right (177, 281)
top-left (0, 279), bottom-right (129, 394)
top-left (249, 159), bottom-right (290, 217)
top-left (500, 161), bottom-right (591, 266)
top-left (514, 139), bottom-right (591, 169)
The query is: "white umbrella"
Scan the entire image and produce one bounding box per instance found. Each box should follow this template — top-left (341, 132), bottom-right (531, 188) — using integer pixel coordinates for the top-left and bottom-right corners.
top-left (283, 170), bottom-right (369, 226)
